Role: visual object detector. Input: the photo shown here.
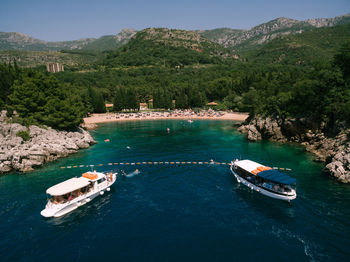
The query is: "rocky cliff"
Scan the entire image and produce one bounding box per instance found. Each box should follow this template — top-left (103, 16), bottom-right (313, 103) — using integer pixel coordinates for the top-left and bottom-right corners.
top-left (238, 116), bottom-right (350, 183)
top-left (0, 111), bottom-right (96, 173)
top-left (199, 13), bottom-right (350, 51)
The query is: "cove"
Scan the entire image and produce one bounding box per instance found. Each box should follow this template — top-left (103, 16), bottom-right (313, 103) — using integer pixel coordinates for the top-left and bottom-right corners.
top-left (1, 120), bottom-right (350, 262)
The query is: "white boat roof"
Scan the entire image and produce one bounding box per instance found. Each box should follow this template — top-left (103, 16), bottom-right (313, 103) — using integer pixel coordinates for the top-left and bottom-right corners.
top-left (46, 177), bottom-right (91, 196)
top-left (235, 160), bottom-right (264, 172)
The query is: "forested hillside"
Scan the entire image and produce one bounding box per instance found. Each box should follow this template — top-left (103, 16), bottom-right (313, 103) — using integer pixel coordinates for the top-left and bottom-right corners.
top-left (1, 20), bottom-right (350, 131)
top-left (245, 22), bottom-right (350, 65)
top-left (102, 28), bottom-right (238, 67)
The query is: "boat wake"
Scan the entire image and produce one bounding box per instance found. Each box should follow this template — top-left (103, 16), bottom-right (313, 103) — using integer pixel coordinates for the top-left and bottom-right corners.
top-left (271, 226), bottom-right (325, 262)
top-left (123, 170), bottom-right (141, 178)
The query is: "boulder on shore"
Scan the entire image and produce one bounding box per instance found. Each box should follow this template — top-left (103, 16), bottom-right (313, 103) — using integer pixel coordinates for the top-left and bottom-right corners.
top-left (237, 115), bottom-right (350, 184)
top-left (0, 111), bottom-right (96, 173)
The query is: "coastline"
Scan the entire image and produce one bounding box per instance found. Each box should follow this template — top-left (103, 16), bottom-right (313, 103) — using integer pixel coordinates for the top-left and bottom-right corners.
top-left (237, 116), bottom-right (350, 184)
top-left (0, 111), bottom-right (96, 174)
top-left (83, 111), bottom-right (249, 127)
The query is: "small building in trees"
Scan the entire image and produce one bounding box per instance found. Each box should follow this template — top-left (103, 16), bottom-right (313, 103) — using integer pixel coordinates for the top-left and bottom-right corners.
top-left (105, 103), bottom-right (113, 112)
top-left (139, 103), bottom-right (148, 111)
top-left (46, 63), bottom-right (64, 73)
top-left (206, 102), bottom-right (218, 109)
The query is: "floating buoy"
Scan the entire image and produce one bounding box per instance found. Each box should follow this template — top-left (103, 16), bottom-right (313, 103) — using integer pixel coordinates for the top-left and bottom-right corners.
top-left (107, 187), bottom-right (110, 192)
top-left (100, 191), bottom-right (104, 195)
top-left (126, 146), bottom-right (131, 149)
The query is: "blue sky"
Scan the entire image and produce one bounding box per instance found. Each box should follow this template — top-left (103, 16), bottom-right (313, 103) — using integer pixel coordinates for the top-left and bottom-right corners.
top-left (0, 0), bottom-right (349, 41)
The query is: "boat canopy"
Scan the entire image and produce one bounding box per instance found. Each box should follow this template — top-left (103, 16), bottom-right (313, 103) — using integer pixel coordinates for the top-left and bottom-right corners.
top-left (257, 169), bottom-right (297, 185)
top-left (46, 177), bottom-right (90, 196)
top-left (234, 160), bottom-right (262, 173)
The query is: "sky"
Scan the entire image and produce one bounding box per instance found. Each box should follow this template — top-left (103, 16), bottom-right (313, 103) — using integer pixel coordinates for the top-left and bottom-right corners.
top-left (0, 0), bottom-right (349, 41)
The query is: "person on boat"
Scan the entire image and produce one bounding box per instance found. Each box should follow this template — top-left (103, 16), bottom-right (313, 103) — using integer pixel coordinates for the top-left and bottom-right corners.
top-left (54, 195), bottom-right (65, 204)
top-left (68, 194), bottom-right (74, 201)
top-left (53, 196), bottom-right (59, 204)
top-left (88, 183), bottom-right (93, 190)
top-left (273, 184), bottom-right (280, 192)
top-left (106, 172), bottom-right (113, 182)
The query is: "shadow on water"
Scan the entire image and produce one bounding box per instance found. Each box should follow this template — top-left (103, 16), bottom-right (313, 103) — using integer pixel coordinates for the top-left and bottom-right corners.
top-left (232, 181), bottom-right (297, 222)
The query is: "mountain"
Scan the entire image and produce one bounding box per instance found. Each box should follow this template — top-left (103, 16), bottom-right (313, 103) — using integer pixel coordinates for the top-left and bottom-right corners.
top-left (0, 28), bottom-right (137, 52)
top-left (198, 14), bottom-right (350, 51)
top-left (1, 13), bottom-right (349, 68)
top-left (102, 28), bottom-right (238, 67)
top-left (0, 32), bottom-right (96, 51)
top-left (245, 22), bottom-right (350, 65)
top-left (79, 29), bottom-right (137, 51)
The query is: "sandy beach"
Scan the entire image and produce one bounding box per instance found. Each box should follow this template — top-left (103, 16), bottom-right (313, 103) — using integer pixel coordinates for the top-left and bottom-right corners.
top-left (83, 110), bottom-right (249, 128)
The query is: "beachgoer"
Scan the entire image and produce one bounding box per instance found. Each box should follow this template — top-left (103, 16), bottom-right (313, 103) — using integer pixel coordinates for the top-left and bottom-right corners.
top-left (53, 196), bottom-right (59, 204)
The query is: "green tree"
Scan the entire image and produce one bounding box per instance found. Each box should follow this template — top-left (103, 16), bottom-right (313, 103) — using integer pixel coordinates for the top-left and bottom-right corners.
top-left (175, 93), bottom-right (188, 109)
top-left (334, 40), bottom-right (350, 81)
top-left (8, 72), bottom-right (85, 130)
top-left (88, 87), bottom-right (106, 113)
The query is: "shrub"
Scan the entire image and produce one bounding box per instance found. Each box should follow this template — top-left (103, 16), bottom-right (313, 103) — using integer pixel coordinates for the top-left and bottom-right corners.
top-left (16, 130), bottom-right (30, 141)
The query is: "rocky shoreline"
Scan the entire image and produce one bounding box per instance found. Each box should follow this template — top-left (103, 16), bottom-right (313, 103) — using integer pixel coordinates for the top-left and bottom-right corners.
top-left (237, 116), bottom-right (350, 183)
top-left (0, 111), bottom-right (96, 173)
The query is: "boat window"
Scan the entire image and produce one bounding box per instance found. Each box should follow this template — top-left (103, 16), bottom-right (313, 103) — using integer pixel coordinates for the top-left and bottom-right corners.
top-left (236, 166), bottom-right (251, 179)
top-left (50, 195), bottom-right (67, 204)
top-left (97, 177), bottom-right (106, 184)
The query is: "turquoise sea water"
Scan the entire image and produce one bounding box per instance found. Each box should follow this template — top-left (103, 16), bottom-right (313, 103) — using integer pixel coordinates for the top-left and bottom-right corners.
top-left (1, 120), bottom-right (350, 262)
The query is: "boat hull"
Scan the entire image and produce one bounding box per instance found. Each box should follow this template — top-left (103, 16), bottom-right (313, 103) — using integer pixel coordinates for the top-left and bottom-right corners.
top-left (230, 165), bottom-right (296, 201)
top-left (41, 173), bottom-right (116, 218)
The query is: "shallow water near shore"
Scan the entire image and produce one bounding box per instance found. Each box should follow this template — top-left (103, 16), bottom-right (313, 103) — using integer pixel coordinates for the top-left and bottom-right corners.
top-left (1, 120), bottom-right (350, 262)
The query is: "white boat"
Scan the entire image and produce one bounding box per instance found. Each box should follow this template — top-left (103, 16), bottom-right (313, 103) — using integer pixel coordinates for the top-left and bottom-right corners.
top-left (41, 171), bottom-right (117, 218)
top-left (230, 159), bottom-right (296, 201)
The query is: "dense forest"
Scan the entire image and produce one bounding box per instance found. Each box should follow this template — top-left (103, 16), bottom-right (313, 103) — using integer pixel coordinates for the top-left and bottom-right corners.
top-left (0, 25), bottom-right (349, 131)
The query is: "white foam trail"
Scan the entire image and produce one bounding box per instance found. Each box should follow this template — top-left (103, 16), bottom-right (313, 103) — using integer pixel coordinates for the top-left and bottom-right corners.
top-left (124, 170), bottom-right (141, 178)
top-left (271, 226), bottom-right (322, 262)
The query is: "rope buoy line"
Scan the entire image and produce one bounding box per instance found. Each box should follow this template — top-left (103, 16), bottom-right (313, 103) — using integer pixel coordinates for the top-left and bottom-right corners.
top-left (60, 161), bottom-right (292, 171)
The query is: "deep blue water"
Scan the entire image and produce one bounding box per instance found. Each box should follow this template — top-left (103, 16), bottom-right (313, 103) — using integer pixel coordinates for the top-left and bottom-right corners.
top-left (1, 120), bottom-right (350, 262)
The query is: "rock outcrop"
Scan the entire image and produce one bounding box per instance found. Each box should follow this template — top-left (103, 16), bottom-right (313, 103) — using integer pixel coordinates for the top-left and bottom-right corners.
top-left (238, 115), bottom-right (350, 183)
top-left (0, 111), bottom-right (96, 173)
